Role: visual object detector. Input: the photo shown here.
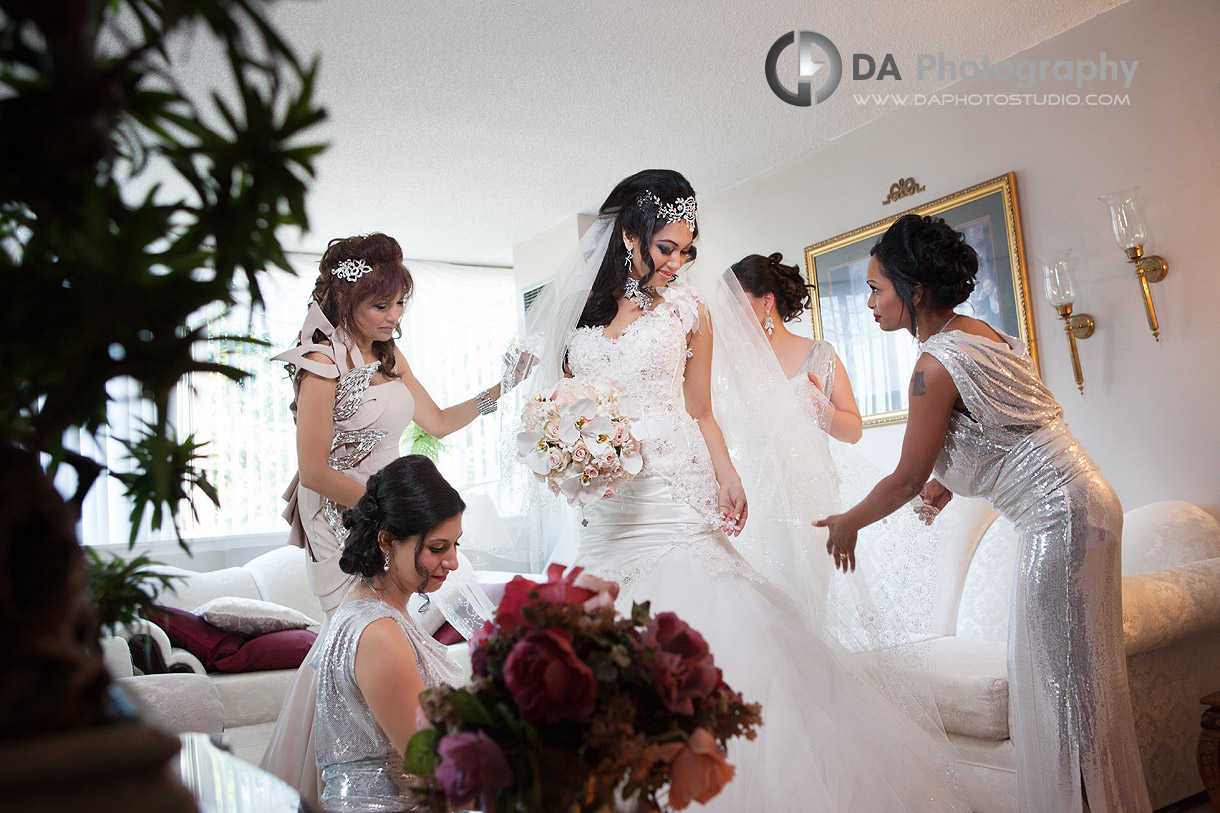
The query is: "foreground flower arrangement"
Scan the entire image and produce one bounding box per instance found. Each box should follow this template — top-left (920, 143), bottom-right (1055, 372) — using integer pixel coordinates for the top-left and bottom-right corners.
top-left (405, 564), bottom-right (762, 812)
top-left (516, 376), bottom-right (643, 506)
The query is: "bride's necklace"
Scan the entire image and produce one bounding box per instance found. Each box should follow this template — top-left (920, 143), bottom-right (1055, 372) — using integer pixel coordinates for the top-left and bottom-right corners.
top-left (919, 312), bottom-right (958, 343)
top-left (624, 275), bottom-right (654, 310)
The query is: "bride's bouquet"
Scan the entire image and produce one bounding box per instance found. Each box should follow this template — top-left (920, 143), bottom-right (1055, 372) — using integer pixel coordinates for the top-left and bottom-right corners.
top-left (516, 376), bottom-right (643, 506)
top-left (405, 564), bottom-right (763, 812)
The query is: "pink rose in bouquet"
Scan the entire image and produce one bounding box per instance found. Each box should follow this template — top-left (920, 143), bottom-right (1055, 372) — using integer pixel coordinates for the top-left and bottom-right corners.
top-left (516, 375), bottom-right (643, 506)
top-left (434, 731), bottom-right (512, 811)
top-left (640, 611), bottom-right (721, 715)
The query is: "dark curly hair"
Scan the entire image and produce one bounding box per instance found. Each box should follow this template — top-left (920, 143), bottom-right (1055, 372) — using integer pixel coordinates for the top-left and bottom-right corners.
top-left (339, 456), bottom-right (465, 601)
top-left (576, 169), bottom-right (699, 329)
top-left (870, 214), bottom-right (978, 333)
top-left (730, 252), bottom-right (812, 322)
top-left (309, 233), bottom-right (413, 379)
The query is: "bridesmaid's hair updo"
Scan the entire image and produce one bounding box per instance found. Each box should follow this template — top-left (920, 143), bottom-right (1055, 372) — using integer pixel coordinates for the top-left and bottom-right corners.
top-left (339, 456), bottom-right (465, 599)
top-left (870, 214), bottom-right (978, 333)
top-left (577, 169), bottom-right (699, 329)
top-left (730, 252), bottom-right (812, 322)
top-left (311, 233), bottom-right (414, 379)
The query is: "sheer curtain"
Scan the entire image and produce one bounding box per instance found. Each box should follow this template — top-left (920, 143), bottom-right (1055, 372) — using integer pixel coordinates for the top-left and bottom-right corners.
top-left (73, 255), bottom-right (518, 551)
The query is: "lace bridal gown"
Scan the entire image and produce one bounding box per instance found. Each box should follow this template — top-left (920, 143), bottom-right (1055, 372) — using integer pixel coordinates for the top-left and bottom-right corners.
top-left (566, 282), bottom-right (968, 812)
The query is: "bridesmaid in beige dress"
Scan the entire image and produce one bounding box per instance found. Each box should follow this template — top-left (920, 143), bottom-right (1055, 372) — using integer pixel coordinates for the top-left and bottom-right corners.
top-left (260, 233), bottom-right (505, 808)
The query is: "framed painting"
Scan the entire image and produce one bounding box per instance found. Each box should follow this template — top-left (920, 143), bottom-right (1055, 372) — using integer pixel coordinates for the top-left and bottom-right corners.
top-left (803, 171), bottom-right (1035, 427)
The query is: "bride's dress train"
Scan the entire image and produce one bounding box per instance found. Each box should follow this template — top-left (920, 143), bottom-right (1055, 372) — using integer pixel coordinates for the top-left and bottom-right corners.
top-left (565, 283), bottom-right (967, 812)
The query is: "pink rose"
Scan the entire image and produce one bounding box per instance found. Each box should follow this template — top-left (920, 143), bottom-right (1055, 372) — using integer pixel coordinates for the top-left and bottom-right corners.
top-left (547, 480), bottom-right (561, 495)
top-left (495, 563), bottom-right (600, 630)
top-left (543, 419), bottom-right (561, 440)
top-left (666, 728), bottom-right (735, 809)
top-left (435, 731), bottom-right (513, 810)
top-left (571, 442), bottom-right (590, 463)
top-left (546, 450), bottom-right (565, 470)
top-left (504, 627), bottom-right (597, 723)
top-left (640, 612), bottom-right (721, 715)
top-left (610, 464), bottom-right (625, 478)
top-left (613, 425), bottom-right (630, 444)
top-left (583, 465), bottom-right (599, 480)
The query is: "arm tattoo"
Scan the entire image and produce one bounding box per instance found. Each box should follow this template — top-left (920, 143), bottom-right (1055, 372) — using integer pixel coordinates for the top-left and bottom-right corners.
top-left (911, 371), bottom-right (926, 396)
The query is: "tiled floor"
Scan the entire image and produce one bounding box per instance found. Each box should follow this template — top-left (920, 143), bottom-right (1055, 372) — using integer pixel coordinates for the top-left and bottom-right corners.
top-left (1157, 792), bottom-right (1214, 813)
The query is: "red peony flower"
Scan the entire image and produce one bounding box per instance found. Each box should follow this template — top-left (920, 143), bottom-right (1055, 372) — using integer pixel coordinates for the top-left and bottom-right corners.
top-left (434, 731), bottom-right (513, 810)
top-left (640, 612), bottom-right (721, 715)
top-left (504, 627), bottom-right (597, 723)
top-left (495, 563), bottom-right (598, 630)
top-left (666, 728), bottom-right (735, 809)
top-left (468, 620), bottom-right (494, 677)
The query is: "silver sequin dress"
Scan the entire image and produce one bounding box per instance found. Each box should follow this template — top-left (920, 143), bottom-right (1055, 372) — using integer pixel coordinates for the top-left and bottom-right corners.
top-left (921, 329), bottom-right (1151, 813)
top-left (314, 598), bottom-right (463, 813)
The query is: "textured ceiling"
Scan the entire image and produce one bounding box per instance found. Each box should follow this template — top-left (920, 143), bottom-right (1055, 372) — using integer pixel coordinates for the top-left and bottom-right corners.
top-left (234, 0), bottom-right (1127, 265)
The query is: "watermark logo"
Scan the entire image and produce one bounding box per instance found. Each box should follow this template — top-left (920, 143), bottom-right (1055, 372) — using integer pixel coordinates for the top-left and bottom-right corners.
top-left (765, 31), bottom-right (842, 106)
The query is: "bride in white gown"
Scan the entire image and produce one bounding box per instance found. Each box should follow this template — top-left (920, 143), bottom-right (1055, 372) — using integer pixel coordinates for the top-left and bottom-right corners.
top-left (502, 169), bottom-right (969, 812)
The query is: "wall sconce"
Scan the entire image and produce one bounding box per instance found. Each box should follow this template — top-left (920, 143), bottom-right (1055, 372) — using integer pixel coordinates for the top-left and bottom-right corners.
top-left (1098, 186), bottom-right (1169, 341)
top-left (1039, 249), bottom-right (1095, 394)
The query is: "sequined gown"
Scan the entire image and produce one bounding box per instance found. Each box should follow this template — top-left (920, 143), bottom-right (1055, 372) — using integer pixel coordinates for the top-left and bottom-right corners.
top-left (920, 329), bottom-right (1151, 813)
top-left (314, 599), bottom-right (463, 812)
top-left (261, 302), bottom-right (416, 807)
top-left (567, 283), bottom-right (967, 812)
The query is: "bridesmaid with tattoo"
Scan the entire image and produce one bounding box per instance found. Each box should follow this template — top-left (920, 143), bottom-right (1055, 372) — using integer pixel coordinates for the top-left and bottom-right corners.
top-left (816, 215), bottom-right (1150, 812)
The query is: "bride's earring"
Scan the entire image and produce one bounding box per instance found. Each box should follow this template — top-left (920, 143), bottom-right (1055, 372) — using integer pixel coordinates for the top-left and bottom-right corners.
top-left (763, 305), bottom-right (775, 337)
top-left (624, 245), bottom-right (634, 268)
top-left (383, 551), bottom-right (391, 572)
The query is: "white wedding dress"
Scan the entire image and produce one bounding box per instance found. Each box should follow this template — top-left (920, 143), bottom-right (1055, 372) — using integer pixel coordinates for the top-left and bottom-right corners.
top-left (566, 282), bottom-right (968, 812)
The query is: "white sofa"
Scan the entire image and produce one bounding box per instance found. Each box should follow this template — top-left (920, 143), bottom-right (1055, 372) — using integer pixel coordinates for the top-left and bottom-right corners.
top-left (909, 497), bottom-right (1220, 812)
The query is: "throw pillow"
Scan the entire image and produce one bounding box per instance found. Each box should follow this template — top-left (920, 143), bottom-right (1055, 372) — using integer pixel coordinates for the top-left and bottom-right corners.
top-left (194, 597), bottom-right (316, 636)
top-left (213, 628), bottom-right (318, 673)
top-left (142, 606), bottom-right (245, 671)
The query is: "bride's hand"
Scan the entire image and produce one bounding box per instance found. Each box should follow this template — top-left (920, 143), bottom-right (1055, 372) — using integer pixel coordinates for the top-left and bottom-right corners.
top-left (814, 513), bottom-right (857, 573)
top-left (718, 480), bottom-right (748, 537)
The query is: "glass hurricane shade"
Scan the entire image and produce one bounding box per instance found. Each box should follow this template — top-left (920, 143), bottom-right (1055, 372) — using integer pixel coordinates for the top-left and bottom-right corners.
top-left (1039, 250), bottom-right (1078, 308)
top-left (1098, 186), bottom-right (1148, 250)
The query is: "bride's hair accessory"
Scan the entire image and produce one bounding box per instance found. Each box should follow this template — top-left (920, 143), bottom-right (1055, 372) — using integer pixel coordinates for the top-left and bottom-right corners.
top-left (331, 258), bottom-right (373, 283)
top-left (637, 190), bottom-right (698, 230)
top-left (624, 275), bottom-right (654, 310)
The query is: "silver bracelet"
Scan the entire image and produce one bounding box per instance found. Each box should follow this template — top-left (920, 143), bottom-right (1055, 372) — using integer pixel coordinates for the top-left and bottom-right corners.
top-left (476, 388), bottom-right (498, 416)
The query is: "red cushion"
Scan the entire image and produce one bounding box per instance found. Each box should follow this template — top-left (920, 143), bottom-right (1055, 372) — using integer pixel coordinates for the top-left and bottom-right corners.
top-left (432, 621), bottom-right (466, 646)
top-left (212, 628), bottom-right (318, 673)
top-left (143, 606), bottom-right (245, 671)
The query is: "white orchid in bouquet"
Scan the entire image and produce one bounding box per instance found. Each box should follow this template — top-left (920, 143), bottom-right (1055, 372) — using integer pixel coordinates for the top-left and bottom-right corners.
top-left (517, 376), bottom-right (643, 505)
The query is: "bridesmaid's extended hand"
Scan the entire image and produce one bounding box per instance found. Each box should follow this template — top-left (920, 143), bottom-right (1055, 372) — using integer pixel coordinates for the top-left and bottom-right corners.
top-left (915, 479), bottom-right (953, 525)
top-left (718, 480), bottom-right (748, 537)
top-left (814, 513), bottom-right (858, 573)
top-left (807, 371), bottom-right (824, 392)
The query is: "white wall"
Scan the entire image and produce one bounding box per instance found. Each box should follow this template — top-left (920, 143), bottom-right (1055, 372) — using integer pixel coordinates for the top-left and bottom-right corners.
top-left (697, 0), bottom-right (1220, 519)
